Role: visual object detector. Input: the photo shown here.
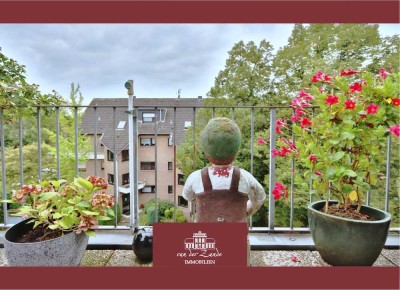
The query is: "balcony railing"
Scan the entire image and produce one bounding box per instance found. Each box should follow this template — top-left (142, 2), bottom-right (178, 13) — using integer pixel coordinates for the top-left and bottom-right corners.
top-left (1, 103), bottom-right (399, 238)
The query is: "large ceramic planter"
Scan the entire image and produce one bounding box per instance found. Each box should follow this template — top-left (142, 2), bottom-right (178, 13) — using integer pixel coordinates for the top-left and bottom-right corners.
top-left (308, 200), bottom-right (391, 266)
top-left (4, 218), bottom-right (89, 266)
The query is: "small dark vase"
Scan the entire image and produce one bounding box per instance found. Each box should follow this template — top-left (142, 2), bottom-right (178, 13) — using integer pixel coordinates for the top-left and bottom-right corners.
top-left (132, 227), bottom-right (153, 262)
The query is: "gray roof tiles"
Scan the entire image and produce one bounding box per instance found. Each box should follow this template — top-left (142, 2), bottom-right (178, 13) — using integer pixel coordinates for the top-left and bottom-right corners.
top-left (81, 98), bottom-right (203, 154)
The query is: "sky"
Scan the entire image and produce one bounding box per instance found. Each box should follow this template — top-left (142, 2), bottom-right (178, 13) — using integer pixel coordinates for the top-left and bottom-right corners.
top-left (0, 24), bottom-right (399, 105)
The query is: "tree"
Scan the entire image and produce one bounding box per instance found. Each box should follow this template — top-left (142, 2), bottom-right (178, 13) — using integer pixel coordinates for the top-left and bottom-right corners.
top-left (272, 24), bottom-right (384, 98)
top-left (208, 40), bottom-right (280, 106)
top-left (0, 47), bottom-right (65, 120)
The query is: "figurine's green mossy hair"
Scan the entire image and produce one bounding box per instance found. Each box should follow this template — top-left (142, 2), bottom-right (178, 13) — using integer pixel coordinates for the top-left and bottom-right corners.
top-left (200, 117), bottom-right (241, 165)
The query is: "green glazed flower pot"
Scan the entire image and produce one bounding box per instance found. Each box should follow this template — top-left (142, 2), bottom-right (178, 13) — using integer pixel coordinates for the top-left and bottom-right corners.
top-left (308, 200), bottom-right (391, 266)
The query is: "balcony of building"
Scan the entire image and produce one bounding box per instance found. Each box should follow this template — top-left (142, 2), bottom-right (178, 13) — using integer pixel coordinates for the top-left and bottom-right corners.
top-left (0, 102), bottom-right (399, 268)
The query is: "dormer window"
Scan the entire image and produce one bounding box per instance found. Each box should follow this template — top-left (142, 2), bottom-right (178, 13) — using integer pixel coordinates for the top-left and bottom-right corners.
top-left (142, 112), bottom-right (156, 123)
top-left (117, 121), bottom-right (126, 129)
top-left (184, 121), bottom-right (192, 129)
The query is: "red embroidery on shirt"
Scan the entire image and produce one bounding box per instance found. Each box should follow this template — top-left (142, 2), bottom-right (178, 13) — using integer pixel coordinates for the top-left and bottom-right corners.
top-left (211, 166), bottom-right (232, 178)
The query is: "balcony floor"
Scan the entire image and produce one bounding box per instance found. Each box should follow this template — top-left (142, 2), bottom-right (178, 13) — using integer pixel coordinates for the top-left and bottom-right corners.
top-left (0, 248), bottom-right (398, 267)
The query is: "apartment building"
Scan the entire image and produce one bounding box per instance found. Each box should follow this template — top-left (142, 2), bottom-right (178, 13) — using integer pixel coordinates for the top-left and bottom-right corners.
top-left (81, 97), bottom-right (203, 216)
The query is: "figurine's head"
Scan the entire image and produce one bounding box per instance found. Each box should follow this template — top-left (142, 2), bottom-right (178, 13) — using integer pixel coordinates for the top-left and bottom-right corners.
top-left (200, 117), bottom-right (241, 165)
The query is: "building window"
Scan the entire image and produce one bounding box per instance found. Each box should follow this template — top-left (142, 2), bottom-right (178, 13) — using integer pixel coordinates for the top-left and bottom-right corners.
top-left (141, 162), bottom-right (155, 170)
top-left (178, 174), bottom-right (185, 185)
top-left (142, 186), bottom-right (156, 194)
top-left (184, 121), bottom-right (192, 129)
top-left (168, 162), bottom-right (173, 170)
top-left (122, 150), bottom-right (129, 162)
top-left (168, 135), bottom-right (173, 146)
top-left (122, 173), bottom-right (129, 185)
top-left (107, 150), bottom-right (114, 161)
top-left (140, 138), bottom-right (156, 146)
top-left (142, 112), bottom-right (156, 123)
top-left (108, 174), bottom-right (114, 185)
top-left (168, 185), bottom-right (173, 194)
top-left (178, 196), bottom-right (188, 208)
top-left (117, 121), bottom-right (126, 129)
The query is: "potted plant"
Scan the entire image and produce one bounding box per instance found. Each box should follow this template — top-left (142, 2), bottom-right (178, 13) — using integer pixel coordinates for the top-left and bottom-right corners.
top-left (259, 68), bottom-right (399, 266)
top-left (2, 176), bottom-right (115, 266)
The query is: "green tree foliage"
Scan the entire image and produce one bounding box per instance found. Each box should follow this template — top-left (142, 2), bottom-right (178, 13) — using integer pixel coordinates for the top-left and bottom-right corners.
top-left (208, 40), bottom-right (280, 106)
top-left (0, 47), bottom-right (64, 120)
top-left (272, 24), bottom-right (388, 99)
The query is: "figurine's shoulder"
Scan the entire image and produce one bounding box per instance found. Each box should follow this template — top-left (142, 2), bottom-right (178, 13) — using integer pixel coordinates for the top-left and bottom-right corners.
top-left (185, 169), bottom-right (203, 183)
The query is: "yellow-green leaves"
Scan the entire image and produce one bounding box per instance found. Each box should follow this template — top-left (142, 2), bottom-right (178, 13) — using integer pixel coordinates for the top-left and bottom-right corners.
top-left (74, 177), bottom-right (94, 191)
top-left (349, 190), bottom-right (358, 202)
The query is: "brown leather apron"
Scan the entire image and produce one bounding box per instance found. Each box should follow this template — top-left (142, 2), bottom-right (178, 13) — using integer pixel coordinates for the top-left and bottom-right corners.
top-left (195, 166), bottom-right (248, 222)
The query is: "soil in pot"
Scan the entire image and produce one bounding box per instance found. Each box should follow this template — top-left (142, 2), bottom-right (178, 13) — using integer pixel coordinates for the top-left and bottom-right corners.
top-left (14, 224), bottom-right (65, 243)
top-left (323, 204), bottom-right (376, 221)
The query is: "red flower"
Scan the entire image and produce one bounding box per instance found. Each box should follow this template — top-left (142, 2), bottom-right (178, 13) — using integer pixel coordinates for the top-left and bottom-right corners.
top-left (323, 74), bottom-right (333, 84)
top-left (314, 171), bottom-right (323, 176)
top-left (291, 256), bottom-right (300, 263)
top-left (272, 149), bottom-right (281, 158)
top-left (379, 68), bottom-right (390, 79)
top-left (340, 69), bottom-right (359, 76)
top-left (257, 137), bottom-right (267, 145)
top-left (276, 119), bottom-right (286, 134)
top-left (299, 89), bottom-right (313, 101)
top-left (366, 103), bottom-right (379, 115)
top-left (311, 71), bottom-right (332, 84)
top-left (325, 95), bottom-right (339, 106)
top-left (392, 98), bottom-right (400, 106)
top-left (388, 125), bottom-right (400, 137)
top-left (311, 71), bottom-right (324, 83)
top-left (272, 182), bottom-right (288, 200)
top-left (350, 82), bottom-right (362, 93)
top-left (280, 146), bottom-right (292, 157)
top-left (345, 100), bottom-right (356, 110)
top-left (301, 118), bottom-right (312, 128)
top-left (309, 155), bottom-right (317, 163)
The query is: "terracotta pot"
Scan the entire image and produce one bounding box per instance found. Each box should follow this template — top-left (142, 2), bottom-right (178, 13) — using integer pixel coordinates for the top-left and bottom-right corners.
top-left (308, 200), bottom-right (391, 266)
top-left (4, 218), bottom-right (89, 266)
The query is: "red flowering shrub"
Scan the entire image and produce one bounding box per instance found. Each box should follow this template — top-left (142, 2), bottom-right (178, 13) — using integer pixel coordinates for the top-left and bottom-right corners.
top-left (260, 68), bottom-right (399, 212)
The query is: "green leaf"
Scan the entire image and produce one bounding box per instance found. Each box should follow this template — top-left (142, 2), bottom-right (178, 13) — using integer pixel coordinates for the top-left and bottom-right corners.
top-left (96, 216), bottom-right (112, 221)
top-left (85, 230), bottom-right (96, 236)
top-left (39, 191), bottom-right (59, 201)
top-left (107, 208), bottom-right (115, 217)
top-left (342, 184), bottom-right (354, 194)
top-left (340, 132), bottom-right (355, 140)
top-left (77, 201), bottom-right (90, 208)
top-left (48, 224), bottom-right (60, 230)
top-left (342, 169), bottom-right (357, 177)
top-left (74, 177), bottom-right (93, 191)
top-left (330, 151), bottom-right (345, 162)
top-left (53, 213), bottom-right (62, 219)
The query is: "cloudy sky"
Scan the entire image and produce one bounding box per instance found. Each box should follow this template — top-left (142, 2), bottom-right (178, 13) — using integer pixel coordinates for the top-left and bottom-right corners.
top-left (0, 24), bottom-right (399, 105)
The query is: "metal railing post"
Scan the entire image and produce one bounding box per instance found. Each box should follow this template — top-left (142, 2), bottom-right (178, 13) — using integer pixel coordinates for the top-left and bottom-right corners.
top-left (385, 136), bottom-right (391, 212)
top-left (1, 109), bottom-right (8, 225)
top-left (268, 109), bottom-right (277, 229)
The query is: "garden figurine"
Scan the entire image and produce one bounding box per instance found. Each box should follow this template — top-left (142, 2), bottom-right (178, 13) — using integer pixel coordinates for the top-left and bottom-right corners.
top-left (182, 117), bottom-right (266, 222)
